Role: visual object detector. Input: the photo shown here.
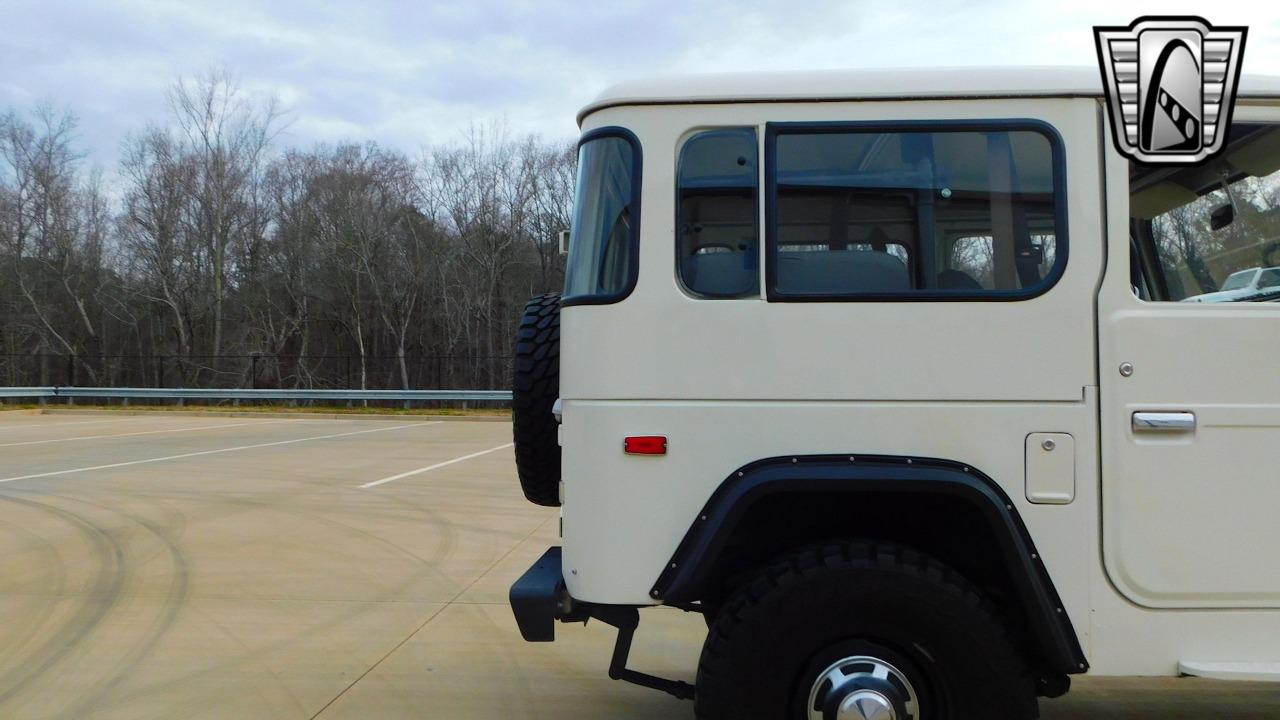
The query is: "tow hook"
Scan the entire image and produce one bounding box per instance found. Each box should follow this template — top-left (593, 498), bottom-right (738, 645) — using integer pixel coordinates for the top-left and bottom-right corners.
top-left (581, 604), bottom-right (696, 701)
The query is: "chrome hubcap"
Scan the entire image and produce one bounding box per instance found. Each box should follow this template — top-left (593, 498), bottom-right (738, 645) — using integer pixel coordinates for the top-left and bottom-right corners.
top-left (837, 689), bottom-right (895, 720)
top-left (806, 655), bottom-right (919, 720)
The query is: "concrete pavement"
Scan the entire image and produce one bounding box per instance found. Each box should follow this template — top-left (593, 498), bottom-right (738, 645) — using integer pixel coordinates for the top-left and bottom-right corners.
top-left (0, 411), bottom-right (1276, 718)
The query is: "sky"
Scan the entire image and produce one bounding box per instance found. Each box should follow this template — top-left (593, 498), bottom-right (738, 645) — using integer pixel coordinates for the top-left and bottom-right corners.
top-left (2, 0), bottom-right (1278, 174)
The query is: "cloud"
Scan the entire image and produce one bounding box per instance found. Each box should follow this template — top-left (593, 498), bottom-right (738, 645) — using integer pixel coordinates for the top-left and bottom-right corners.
top-left (3, 0), bottom-right (1280, 175)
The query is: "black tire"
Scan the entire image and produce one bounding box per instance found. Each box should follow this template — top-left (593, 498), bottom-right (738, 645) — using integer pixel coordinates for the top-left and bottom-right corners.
top-left (695, 541), bottom-right (1038, 720)
top-left (512, 293), bottom-right (561, 507)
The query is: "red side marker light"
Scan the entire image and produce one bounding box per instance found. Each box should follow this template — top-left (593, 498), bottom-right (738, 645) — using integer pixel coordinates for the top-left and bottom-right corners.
top-left (624, 436), bottom-right (667, 455)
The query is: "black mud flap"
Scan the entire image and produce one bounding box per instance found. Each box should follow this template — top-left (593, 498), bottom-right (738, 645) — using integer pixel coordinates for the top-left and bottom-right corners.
top-left (510, 546), bottom-right (564, 642)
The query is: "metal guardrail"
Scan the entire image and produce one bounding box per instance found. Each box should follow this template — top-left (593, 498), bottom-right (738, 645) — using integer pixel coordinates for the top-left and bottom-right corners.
top-left (0, 387), bottom-right (511, 401)
top-left (0, 387), bottom-right (56, 399)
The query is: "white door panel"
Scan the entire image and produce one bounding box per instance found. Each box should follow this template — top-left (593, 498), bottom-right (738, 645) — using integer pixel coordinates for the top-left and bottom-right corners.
top-left (1106, 396), bottom-right (1280, 606)
top-left (1102, 318), bottom-right (1280, 608)
top-left (1100, 107), bottom-right (1280, 609)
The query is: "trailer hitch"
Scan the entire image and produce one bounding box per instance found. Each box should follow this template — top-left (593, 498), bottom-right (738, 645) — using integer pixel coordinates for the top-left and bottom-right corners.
top-left (574, 604), bottom-right (696, 701)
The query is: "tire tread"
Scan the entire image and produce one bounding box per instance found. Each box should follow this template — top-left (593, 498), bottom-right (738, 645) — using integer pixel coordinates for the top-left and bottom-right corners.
top-left (512, 293), bottom-right (561, 507)
top-left (695, 539), bottom-right (1038, 719)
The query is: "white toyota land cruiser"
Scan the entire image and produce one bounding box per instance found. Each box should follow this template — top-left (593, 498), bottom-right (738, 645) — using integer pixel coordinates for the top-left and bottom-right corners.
top-left (508, 67), bottom-right (1280, 719)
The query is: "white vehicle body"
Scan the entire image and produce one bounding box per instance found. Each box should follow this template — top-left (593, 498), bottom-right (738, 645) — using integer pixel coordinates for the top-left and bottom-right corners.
top-left (1183, 266), bottom-right (1280, 302)
top-left (510, 67), bottom-right (1280, 717)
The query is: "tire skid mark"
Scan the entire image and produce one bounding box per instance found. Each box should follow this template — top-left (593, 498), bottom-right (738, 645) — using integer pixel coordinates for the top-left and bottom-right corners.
top-left (0, 503), bottom-right (70, 678)
top-left (49, 494), bottom-right (190, 720)
top-left (80, 491), bottom-right (465, 713)
top-left (130, 484), bottom-right (502, 579)
top-left (0, 493), bottom-right (126, 708)
top-left (0, 423), bottom-right (527, 717)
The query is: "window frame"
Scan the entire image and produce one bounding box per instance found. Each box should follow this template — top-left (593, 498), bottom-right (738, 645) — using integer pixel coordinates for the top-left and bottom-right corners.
top-left (562, 126), bottom-right (644, 308)
top-left (674, 127), bottom-right (761, 300)
top-left (763, 119), bottom-right (1070, 302)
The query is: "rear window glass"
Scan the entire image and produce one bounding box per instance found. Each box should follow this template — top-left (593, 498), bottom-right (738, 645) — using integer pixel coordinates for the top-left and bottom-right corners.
top-left (563, 131), bottom-right (640, 305)
top-left (677, 128), bottom-right (759, 297)
top-left (767, 125), bottom-right (1064, 299)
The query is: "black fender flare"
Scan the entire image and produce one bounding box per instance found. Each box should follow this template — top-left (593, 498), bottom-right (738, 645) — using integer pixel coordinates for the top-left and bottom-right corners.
top-left (650, 454), bottom-right (1088, 676)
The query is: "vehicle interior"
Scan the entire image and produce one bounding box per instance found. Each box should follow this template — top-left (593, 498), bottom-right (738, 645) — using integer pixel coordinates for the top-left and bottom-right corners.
top-left (1129, 123), bottom-right (1280, 302)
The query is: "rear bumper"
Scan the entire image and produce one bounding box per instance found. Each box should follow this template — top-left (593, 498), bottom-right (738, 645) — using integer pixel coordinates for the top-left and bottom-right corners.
top-left (509, 546), bottom-right (566, 642)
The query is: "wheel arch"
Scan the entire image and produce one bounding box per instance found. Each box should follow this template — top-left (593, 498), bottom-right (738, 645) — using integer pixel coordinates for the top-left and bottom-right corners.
top-left (652, 454), bottom-right (1088, 677)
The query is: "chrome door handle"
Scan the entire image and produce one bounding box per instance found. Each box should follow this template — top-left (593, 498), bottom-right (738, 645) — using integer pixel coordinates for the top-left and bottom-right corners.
top-left (1132, 411), bottom-right (1196, 432)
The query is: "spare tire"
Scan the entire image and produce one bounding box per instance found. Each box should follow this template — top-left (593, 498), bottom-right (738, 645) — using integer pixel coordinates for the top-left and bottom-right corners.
top-left (512, 293), bottom-right (561, 506)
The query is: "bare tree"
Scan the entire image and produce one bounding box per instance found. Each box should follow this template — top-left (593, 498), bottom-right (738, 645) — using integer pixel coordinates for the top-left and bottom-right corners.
top-left (168, 69), bottom-right (283, 366)
top-left (0, 104), bottom-right (104, 383)
top-left (2, 84), bottom-right (578, 393)
top-left (120, 127), bottom-right (201, 381)
top-left (523, 140), bottom-right (575, 292)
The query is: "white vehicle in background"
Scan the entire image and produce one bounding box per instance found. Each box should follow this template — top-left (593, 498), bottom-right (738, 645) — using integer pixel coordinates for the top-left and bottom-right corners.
top-left (506, 68), bottom-right (1280, 719)
top-left (1183, 266), bottom-right (1280, 302)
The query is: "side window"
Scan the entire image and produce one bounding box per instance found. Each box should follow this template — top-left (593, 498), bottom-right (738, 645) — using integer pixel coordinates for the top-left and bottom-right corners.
top-left (677, 129), bottom-right (759, 297)
top-left (563, 130), bottom-right (641, 305)
top-left (767, 125), bottom-right (1064, 299)
top-left (1131, 123), bottom-right (1280, 303)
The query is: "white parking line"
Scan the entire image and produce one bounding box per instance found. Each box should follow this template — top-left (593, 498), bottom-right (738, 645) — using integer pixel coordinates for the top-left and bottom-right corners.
top-left (359, 442), bottom-right (514, 489)
top-left (0, 421), bottom-right (444, 484)
top-left (0, 417), bottom-right (139, 431)
top-left (0, 419), bottom-right (301, 447)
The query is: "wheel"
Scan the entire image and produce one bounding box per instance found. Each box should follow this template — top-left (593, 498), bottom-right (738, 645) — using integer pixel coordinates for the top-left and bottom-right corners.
top-left (511, 293), bottom-right (561, 506)
top-left (695, 541), bottom-right (1038, 720)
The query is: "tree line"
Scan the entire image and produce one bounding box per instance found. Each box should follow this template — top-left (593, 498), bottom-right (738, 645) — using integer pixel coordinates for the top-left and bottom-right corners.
top-left (0, 71), bottom-right (574, 391)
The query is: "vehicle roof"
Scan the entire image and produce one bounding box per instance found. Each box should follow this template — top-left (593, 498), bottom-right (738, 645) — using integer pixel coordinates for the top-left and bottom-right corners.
top-left (578, 67), bottom-right (1280, 124)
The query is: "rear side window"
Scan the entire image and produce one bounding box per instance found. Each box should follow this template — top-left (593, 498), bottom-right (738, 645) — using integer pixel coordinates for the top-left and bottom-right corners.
top-left (766, 123), bottom-right (1066, 300)
top-left (677, 129), bottom-right (759, 297)
top-left (563, 129), bottom-right (641, 305)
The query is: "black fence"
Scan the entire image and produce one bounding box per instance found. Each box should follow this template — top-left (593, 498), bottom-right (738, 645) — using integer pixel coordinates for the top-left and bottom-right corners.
top-left (0, 354), bottom-right (514, 392)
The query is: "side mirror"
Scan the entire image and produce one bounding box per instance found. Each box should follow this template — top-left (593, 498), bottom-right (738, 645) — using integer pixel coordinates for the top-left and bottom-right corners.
top-left (1210, 203), bottom-right (1235, 231)
top-left (558, 230), bottom-right (571, 256)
